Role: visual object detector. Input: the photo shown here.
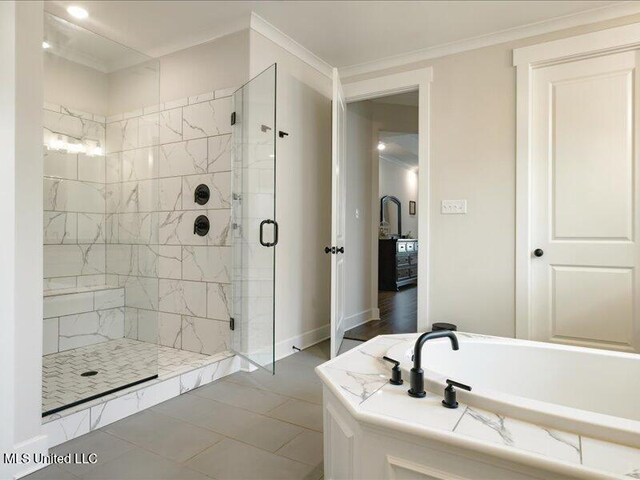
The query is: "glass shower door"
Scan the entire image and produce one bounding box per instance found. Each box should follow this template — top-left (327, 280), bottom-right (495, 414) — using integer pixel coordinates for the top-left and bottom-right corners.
top-left (231, 65), bottom-right (277, 372)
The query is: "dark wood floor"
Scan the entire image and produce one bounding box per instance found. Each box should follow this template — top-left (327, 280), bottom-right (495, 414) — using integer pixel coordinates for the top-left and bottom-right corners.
top-left (344, 285), bottom-right (417, 342)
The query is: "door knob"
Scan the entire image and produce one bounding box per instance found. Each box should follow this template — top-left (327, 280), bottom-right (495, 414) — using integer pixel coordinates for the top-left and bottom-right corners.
top-left (533, 248), bottom-right (544, 257)
top-left (325, 246), bottom-right (335, 254)
top-left (336, 247), bottom-right (344, 254)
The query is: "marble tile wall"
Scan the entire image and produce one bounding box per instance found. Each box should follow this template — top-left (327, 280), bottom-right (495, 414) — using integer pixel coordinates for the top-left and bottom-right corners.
top-left (43, 104), bottom-right (108, 291)
top-left (43, 286), bottom-right (126, 355)
top-left (104, 87), bottom-right (235, 357)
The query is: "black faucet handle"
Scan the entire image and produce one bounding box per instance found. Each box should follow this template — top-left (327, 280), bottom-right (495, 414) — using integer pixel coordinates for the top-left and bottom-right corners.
top-left (382, 356), bottom-right (403, 385)
top-left (446, 379), bottom-right (471, 391)
top-left (442, 379), bottom-right (471, 409)
top-left (382, 356), bottom-right (399, 367)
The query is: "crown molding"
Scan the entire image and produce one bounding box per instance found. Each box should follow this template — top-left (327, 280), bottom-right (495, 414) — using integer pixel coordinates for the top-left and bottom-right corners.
top-left (250, 12), bottom-right (333, 79)
top-left (147, 15), bottom-right (250, 59)
top-left (513, 20), bottom-right (640, 66)
top-left (339, 1), bottom-right (640, 79)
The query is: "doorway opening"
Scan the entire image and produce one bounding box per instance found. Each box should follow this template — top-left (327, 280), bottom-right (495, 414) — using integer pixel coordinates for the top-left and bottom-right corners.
top-left (341, 91), bottom-right (420, 343)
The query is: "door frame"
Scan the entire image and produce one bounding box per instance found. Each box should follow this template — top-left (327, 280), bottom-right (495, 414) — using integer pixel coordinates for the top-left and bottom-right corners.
top-left (514, 23), bottom-right (640, 340)
top-left (343, 67), bottom-right (433, 332)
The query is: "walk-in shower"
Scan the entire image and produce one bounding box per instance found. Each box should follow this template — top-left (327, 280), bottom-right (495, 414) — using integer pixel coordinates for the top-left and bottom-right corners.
top-left (42, 13), bottom-right (162, 415)
top-left (42, 14), bottom-right (278, 417)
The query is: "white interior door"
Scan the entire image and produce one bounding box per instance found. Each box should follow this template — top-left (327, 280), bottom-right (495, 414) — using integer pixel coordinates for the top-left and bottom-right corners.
top-left (531, 50), bottom-right (640, 352)
top-left (330, 68), bottom-right (346, 358)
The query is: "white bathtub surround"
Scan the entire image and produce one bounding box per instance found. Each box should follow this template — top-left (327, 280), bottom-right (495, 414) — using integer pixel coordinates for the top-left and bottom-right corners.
top-left (43, 341), bottom-right (239, 448)
top-left (385, 332), bottom-right (640, 449)
top-left (316, 334), bottom-right (640, 479)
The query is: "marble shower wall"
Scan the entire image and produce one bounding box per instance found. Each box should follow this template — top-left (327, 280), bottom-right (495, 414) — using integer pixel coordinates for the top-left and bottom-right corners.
top-left (105, 87), bottom-right (235, 356)
top-left (43, 104), bottom-right (108, 291)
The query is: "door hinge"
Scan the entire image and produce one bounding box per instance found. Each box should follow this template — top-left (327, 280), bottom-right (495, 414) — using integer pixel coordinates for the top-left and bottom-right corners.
top-left (230, 112), bottom-right (236, 126)
top-left (230, 317), bottom-right (235, 331)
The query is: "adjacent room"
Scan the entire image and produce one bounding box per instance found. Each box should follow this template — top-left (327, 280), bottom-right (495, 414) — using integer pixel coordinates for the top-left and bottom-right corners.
top-left (3, 1), bottom-right (640, 479)
top-left (343, 91), bottom-right (420, 344)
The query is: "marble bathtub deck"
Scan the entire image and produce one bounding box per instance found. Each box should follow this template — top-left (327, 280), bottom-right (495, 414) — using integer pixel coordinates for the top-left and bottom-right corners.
top-left (43, 338), bottom-right (217, 415)
top-left (316, 333), bottom-right (640, 480)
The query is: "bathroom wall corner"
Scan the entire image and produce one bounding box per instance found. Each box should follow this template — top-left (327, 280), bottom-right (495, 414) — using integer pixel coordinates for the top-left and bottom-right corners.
top-left (0, 1), bottom-right (48, 479)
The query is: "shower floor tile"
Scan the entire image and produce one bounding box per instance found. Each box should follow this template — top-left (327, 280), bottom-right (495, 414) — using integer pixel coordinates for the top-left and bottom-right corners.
top-left (42, 339), bottom-right (212, 415)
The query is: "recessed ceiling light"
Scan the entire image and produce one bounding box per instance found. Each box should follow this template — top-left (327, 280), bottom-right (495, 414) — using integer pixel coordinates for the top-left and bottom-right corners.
top-left (67, 5), bottom-right (88, 19)
top-left (42, 41), bottom-right (50, 49)
top-left (377, 142), bottom-right (386, 151)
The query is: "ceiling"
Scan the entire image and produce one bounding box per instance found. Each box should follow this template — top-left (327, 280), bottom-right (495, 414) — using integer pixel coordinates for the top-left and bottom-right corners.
top-left (379, 132), bottom-right (419, 169)
top-left (44, 1), bottom-right (631, 72)
top-left (44, 13), bottom-right (150, 73)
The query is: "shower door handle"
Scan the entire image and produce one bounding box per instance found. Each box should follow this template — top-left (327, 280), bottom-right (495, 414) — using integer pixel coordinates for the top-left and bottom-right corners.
top-left (259, 219), bottom-right (278, 247)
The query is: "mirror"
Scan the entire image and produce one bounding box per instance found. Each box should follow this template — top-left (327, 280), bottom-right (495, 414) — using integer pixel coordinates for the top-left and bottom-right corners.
top-left (380, 195), bottom-right (402, 238)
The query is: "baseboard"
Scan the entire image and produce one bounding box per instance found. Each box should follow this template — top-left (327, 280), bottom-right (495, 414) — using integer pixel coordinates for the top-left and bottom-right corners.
top-left (343, 308), bottom-right (378, 331)
top-left (2, 434), bottom-right (48, 479)
top-left (275, 323), bottom-right (330, 362)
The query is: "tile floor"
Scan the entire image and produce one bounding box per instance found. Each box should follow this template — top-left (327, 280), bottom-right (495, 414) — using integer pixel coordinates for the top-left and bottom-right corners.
top-left (43, 339), bottom-right (215, 415)
top-left (30, 338), bottom-right (362, 480)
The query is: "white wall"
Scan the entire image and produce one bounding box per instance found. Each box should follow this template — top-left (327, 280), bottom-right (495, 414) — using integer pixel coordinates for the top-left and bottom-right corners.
top-left (373, 102), bottom-right (419, 236)
top-left (372, 102), bottom-right (418, 133)
top-left (379, 157), bottom-right (419, 238)
top-left (344, 12), bottom-right (640, 338)
top-left (107, 29), bottom-right (249, 114)
top-left (249, 30), bottom-right (332, 358)
top-left (44, 53), bottom-right (108, 115)
top-left (0, 2), bottom-right (47, 478)
top-left (344, 101), bottom-right (374, 328)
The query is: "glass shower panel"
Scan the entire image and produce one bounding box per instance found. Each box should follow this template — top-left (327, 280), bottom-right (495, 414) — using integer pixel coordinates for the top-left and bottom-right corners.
top-left (231, 64), bottom-right (277, 372)
top-left (42, 13), bottom-right (159, 416)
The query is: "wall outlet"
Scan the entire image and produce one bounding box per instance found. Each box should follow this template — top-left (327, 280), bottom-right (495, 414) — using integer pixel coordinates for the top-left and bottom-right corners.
top-left (441, 199), bottom-right (467, 215)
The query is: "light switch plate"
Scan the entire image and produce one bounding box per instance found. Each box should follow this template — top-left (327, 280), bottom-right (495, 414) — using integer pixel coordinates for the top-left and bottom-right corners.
top-left (441, 199), bottom-right (467, 214)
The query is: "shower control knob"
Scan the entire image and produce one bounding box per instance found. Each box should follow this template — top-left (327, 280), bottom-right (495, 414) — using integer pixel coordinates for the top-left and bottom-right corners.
top-left (533, 248), bottom-right (544, 257)
top-left (194, 184), bottom-right (210, 205)
top-left (194, 215), bottom-right (210, 236)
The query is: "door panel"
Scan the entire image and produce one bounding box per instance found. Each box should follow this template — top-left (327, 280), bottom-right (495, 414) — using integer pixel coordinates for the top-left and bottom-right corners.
top-left (330, 68), bottom-right (347, 358)
top-left (531, 51), bottom-right (640, 352)
top-left (552, 266), bottom-right (634, 346)
top-left (231, 64), bottom-right (277, 371)
top-left (552, 70), bottom-right (633, 240)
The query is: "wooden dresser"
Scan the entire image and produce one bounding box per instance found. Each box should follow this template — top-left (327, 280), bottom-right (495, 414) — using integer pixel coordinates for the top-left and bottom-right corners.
top-left (378, 238), bottom-right (418, 291)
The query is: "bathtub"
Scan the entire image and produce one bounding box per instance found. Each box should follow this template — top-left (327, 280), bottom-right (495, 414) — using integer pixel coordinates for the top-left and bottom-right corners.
top-left (386, 333), bottom-right (640, 448)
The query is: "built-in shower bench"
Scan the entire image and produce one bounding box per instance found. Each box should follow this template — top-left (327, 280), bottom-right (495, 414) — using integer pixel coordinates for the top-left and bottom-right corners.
top-left (43, 284), bottom-right (125, 355)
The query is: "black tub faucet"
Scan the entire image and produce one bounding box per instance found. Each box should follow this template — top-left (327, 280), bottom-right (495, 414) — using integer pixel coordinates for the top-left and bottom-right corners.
top-left (408, 330), bottom-right (459, 398)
